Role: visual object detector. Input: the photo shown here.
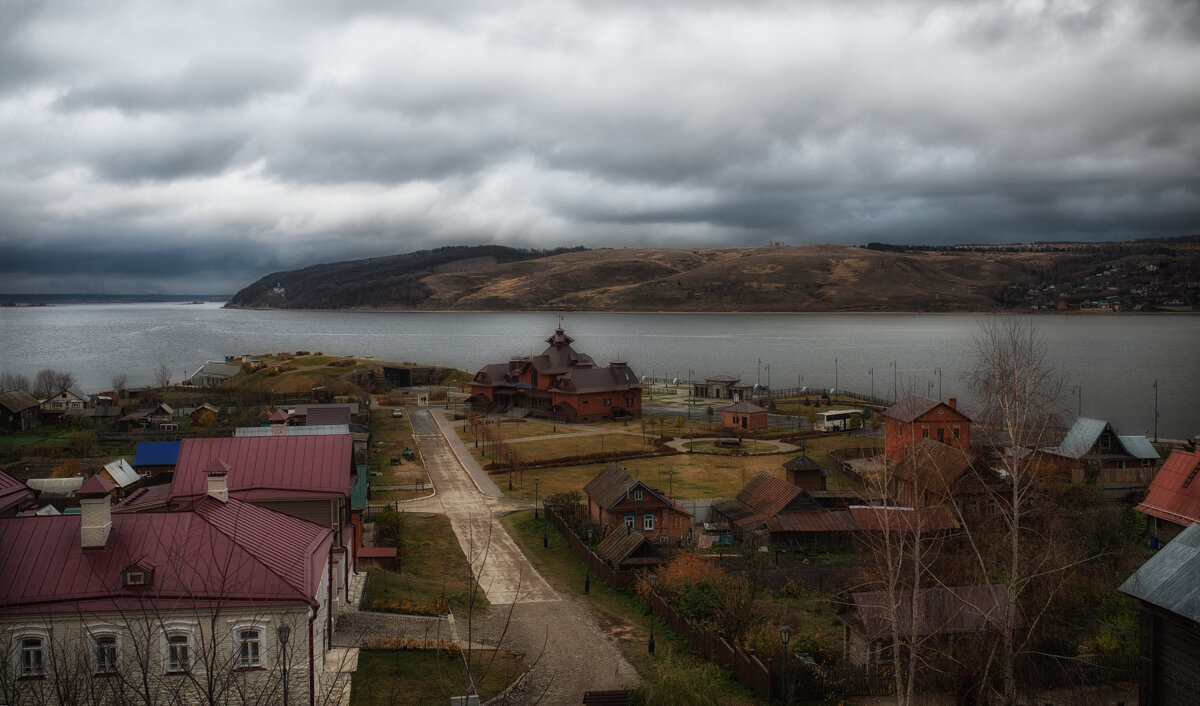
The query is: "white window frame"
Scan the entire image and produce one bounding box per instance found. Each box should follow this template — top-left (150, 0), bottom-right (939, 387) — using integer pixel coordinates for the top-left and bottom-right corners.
top-left (231, 621), bottom-right (267, 669)
top-left (623, 513), bottom-right (635, 528)
top-left (643, 513), bottom-right (655, 531)
top-left (632, 489), bottom-right (644, 501)
top-left (88, 628), bottom-right (121, 675)
top-left (11, 627), bottom-right (50, 678)
top-left (161, 625), bottom-right (195, 674)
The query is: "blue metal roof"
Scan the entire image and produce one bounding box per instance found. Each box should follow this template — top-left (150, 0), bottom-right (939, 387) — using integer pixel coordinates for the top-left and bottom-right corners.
top-left (133, 441), bottom-right (181, 467)
top-left (1119, 522), bottom-right (1200, 623)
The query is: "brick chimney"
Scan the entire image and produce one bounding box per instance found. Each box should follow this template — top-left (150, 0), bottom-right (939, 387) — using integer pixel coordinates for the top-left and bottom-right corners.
top-left (77, 475), bottom-right (115, 549)
top-left (948, 397), bottom-right (957, 410)
top-left (204, 457), bottom-right (232, 503)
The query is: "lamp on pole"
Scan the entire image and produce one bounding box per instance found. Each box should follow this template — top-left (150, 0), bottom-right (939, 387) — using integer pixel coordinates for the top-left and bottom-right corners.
top-left (891, 360), bottom-right (897, 403)
top-left (687, 368), bottom-right (694, 420)
top-left (666, 467), bottom-right (676, 503)
top-left (534, 478), bottom-right (539, 520)
top-left (277, 623), bottom-right (291, 706)
top-left (585, 528), bottom-right (593, 594)
top-left (1072, 385), bottom-right (1081, 418)
top-left (1153, 379), bottom-right (1159, 443)
top-left (834, 357), bottom-right (837, 391)
top-left (507, 453), bottom-right (513, 491)
top-left (647, 574), bottom-right (657, 655)
top-left (868, 368), bottom-right (874, 400)
top-left (935, 367), bottom-right (942, 401)
top-left (779, 624), bottom-right (792, 706)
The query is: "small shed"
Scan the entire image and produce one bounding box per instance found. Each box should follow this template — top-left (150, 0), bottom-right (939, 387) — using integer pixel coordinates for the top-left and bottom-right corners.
top-left (720, 401), bottom-right (768, 431)
top-left (98, 458), bottom-right (143, 493)
top-left (595, 527), bottom-right (663, 570)
top-left (190, 402), bottom-right (219, 426)
top-left (783, 454), bottom-right (827, 491)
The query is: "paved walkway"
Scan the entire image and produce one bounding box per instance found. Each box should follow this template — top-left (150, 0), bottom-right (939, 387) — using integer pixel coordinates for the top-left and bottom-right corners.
top-left (406, 407), bottom-right (639, 702)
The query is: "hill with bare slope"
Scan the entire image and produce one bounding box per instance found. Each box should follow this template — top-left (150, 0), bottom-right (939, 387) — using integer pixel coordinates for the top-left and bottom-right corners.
top-left (227, 240), bottom-right (1200, 313)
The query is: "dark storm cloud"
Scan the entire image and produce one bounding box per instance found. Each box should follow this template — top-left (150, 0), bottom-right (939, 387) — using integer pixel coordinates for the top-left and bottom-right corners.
top-left (0, 0), bottom-right (1197, 294)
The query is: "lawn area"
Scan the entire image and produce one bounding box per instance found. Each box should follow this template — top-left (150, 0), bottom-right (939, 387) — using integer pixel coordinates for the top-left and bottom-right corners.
top-left (456, 418), bottom-right (565, 444)
top-left (803, 435), bottom-right (883, 490)
top-left (0, 426), bottom-right (75, 450)
top-left (499, 452), bottom-right (797, 501)
top-left (502, 510), bottom-right (762, 704)
top-left (369, 408), bottom-right (422, 482)
top-left (361, 513), bottom-right (489, 617)
top-left (350, 648), bottom-right (526, 706)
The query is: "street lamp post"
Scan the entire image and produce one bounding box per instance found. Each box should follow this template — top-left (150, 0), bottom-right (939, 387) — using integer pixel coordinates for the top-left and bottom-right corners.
top-left (1153, 379), bottom-right (1159, 443)
top-left (508, 453), bottom-right (513, 491)
top-left (891, 361), bottom-right (897, 403)
top-left (278, 623), bottom-right (291, 706)
top-left (935, 367), bottom-right (942, 401)
top-left (534, 478), bottom-right (539, 520)
top-left (869, 368), bottom-right (873, 400)
top-left (1072, 385), bottom-right (1082, 418)
top-left (779, 624), bottom-right (792, 706)
top-left (666, 468), bottom-right (676, 503)
top-left (647, 574), bottom-right (657, 655)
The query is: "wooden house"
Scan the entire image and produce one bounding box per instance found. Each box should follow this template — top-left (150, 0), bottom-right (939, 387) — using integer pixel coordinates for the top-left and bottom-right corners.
top-left (39, 387), bottom-right (89, 422)
top-left (0, 390), bottom-right (41, 432)
top-left (1119, 522), bottom-right (1200, 705)
top-left (883, 395), bottom-right (971, 463)
top-left (838, 585), bottom-right (1011, 669)
top-left (721, 401), bottom-right (768, 431)
top-left (890, 439), bottom-right (1006, 515)
top-left (1034, 417), bottom-right (1160, 492)
top-left (1136, 449), bottom-right (1200, 546)
top-left (711, 472), bottom-right (856, 550)
top-left (583, 463), bottom-right (692, 543)
top-left (595, 527), bottom-right (664, 570)
top-left (470, 328), bottom-right (642, 423)
top-left (783, 454), bottom-right (827, 491)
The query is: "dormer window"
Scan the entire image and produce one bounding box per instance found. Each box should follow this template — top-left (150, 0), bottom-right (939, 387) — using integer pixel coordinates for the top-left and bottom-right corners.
top-left (123, 565), bottom-right (152, 587)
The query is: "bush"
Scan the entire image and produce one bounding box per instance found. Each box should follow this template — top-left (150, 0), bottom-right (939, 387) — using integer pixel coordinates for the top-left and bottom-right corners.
top-left (375, 509), bottom-right (404, 548)
top-left (69, 430), bottom-right (98, 456)
top-left (631, 649), bottom-right (722, 706)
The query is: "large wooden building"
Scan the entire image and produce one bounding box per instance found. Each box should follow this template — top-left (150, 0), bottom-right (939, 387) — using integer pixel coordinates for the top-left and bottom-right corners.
top-left (469, 328), bottom-right (642, 423)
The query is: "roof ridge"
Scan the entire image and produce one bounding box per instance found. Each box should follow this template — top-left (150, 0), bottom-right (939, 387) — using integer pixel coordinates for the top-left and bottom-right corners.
top-left (190, 498), bottom-right (313, 598)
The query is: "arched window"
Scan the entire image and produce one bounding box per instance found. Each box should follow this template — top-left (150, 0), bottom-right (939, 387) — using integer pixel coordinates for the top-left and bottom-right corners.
top-left (162, 628), bottom-right (194, 674)
top-left (91, 632), bottom-right (119, 674)
top-left (18, 636), bottom-right (45, 677)
top-left (236, 628), bottom-right (262, 668)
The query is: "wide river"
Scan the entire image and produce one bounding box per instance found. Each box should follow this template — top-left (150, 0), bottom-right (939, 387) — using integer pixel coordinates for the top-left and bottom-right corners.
top-left (1, 303), bottom-right (1196, 439)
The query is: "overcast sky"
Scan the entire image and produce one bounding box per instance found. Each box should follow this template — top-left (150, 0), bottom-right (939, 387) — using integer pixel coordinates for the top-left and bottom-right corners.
top-left (1, 0), bottom-right (1197, 294)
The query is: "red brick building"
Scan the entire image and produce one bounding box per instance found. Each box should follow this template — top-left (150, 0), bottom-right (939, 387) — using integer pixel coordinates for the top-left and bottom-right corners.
top-left (721, 400), bottom-right (769, 431)
top-left (883, 394), bottom-right (971, 463)
top-left (583, 463), bottom-right (692, 543)
top-left (469, 328), bottom-right (642, 423)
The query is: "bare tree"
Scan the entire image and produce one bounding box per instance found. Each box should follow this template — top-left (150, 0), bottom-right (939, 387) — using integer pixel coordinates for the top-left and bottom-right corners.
top-left (33, 369), bottom-right (77, 400)
top-left (154, 365), bottom-right (172, 392)
top-left (111, 373), bottom-right (128, 398)
top-left (0, 372), bottom-right (31, 393)
top-left (964, 317), bottom-right (1066, 705)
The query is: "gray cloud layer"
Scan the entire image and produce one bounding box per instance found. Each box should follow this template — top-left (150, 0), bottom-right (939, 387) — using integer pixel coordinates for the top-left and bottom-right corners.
top-left (1, 0), bottom-right (1197, 293)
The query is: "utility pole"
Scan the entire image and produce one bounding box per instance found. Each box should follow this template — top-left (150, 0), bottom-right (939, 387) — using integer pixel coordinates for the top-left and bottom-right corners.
top-left (834, 357), bottom-right (838, 391)
top-left (869, 368), bottom-right (874, 400)
top-left (891, 361), bottom-right (897, 403)
top-left (1153, 379), bottom-right (1159, 443)
top-left (935, 367), bottom-right (942, 401)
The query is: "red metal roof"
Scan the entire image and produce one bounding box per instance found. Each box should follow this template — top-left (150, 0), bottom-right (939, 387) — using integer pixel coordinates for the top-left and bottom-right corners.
top-left (169, 435), bottom-right (353, 503)
top-left (112, 484), bottom-right (171, 513)
top-left (1136, 449), bottom-right (1200, 527)
top-left (884, 394), bottom-right (970, 423)
top-left (0, 496), bottom-right (332, 613)
top-left (738, 472), bottom-right (802, 517)
top-left (721, 401), bottom-right (767, 414)
top-left (76, 474), bottom-right (116, 497)
top-left (0, 470), bottom-right (35, 515)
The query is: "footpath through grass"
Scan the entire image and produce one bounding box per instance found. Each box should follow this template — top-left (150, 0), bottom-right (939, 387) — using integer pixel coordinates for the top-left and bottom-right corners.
top-left (361, 513), bottom-right (489, 617)
top-left (502, 510), bottom-right (764, 704)
top-left (350, 648), bottom-right (526, 705)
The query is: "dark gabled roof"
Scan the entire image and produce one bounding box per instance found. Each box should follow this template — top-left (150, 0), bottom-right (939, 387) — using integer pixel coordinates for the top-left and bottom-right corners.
top-left (721, 401), bottom-right (767, 414)
top-left (841, 585), bottom-right (1012, 641)
top-left (1119, 522), bottom-right (1200, 623)
top-left (884, 394), bottom-right (969, 423)
top-left (783, 455), bottom-right (825, 476)
top-left (582, 463), bottom-right (689, 516)
top-left (1041, 417), bottom-right (1161, 461)
top-left (595, 527), bottom-right (663, 566)
top-left (473, 364), bottom-right (512, 387)
top-left (1136, 449), bottom-right (1200, 527)
top-left (584, 463), bottom-right (639, 510)
top-left (710, 498), bottom-right (767, 531)
top-left (768, 510), bottom-right (858, 533)
top-left (849, 505), bottom-right (958, 532)
top-left (0, 390), bottom-right (40, 414)
top-left (133, 441), bottom-right (181, 467)
top-left (737, 472), bottom-right (805, 517)
top-left (705, 375), bottom-right (740, 383)
top-left (306, 406), bottom-right (352, 426)
top-left (293, 403), bottom-right (359, 416)
top-left (560, 366), bottom-right (640, 394)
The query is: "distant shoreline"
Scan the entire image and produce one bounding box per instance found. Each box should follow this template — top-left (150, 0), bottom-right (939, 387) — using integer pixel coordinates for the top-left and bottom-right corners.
top-left (220, 304), bottom-right (1197, 316)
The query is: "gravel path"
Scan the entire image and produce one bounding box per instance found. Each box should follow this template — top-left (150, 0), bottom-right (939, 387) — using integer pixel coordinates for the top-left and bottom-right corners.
top-left (405, 407), bottom-right (639, 703)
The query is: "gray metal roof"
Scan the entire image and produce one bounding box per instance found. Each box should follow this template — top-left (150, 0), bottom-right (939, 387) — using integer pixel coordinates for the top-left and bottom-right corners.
top-left (235, 424), bottom-right (351, 437)
top-left (1118, 435), bottom-right (1160, 461)
top-left (1119, 522), bottom-right (1200, 623)
top-left (1045, 417), bottom-right (1108, 459)
top-left (26, 477), bottom-right (85, 497)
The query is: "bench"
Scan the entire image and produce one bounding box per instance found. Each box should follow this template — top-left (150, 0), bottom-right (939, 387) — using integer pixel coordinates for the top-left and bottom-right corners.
top-left (582, 690), bottom-right (631, 706)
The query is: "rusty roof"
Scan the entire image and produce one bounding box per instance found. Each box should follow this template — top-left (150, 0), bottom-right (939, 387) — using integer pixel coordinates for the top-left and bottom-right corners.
top-left (169, 435), bottom-right (353, 503)
top-left (737, 472), bottom-right (804, 517)
top-left (306, 406), bottom-right (352, 426)
top-left (884, 394), bottom-right (970, 423)
top-left (596, 527), bottom-right (662, 566)
top-left (893, 438), bottom-right (977, 488)
top-left (782, 455), bottom-right (825, 474)
top-left (841, 585), bottom-right (1012, 641)
top-left (768, 510), bottom-right (859, 533)
top-left (0, 496), bottom-right (333, 613)
top-left (1136, 449), bottom-right (1200, 527)
top-left (710, 498), bottom-right (769, 531)
top-left (721, 401), bottom-right (767, 414)
top-left (0, 389), bottom-right (40, 414)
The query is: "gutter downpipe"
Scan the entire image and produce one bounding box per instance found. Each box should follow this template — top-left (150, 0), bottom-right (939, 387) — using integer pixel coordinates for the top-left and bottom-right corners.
top-left (328, 555), bottom-right (335, 650)
top-left (308, 605), bottom-right (317, 706)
